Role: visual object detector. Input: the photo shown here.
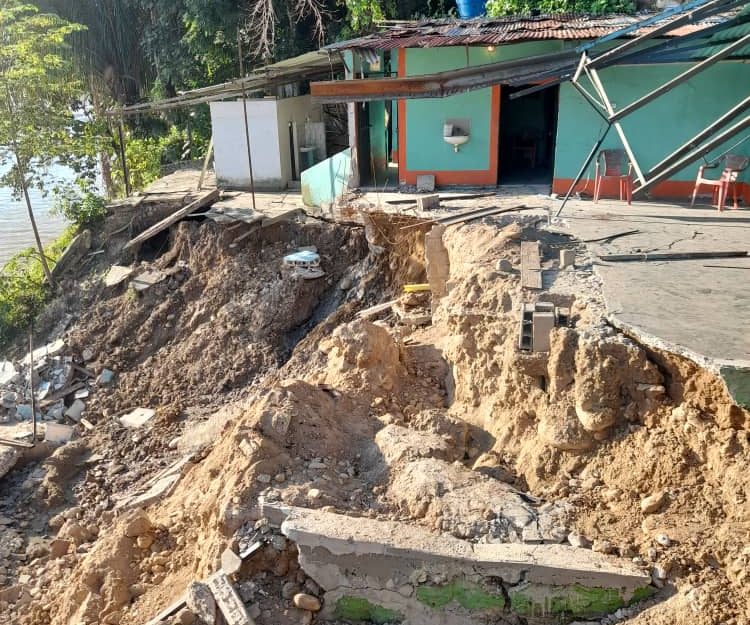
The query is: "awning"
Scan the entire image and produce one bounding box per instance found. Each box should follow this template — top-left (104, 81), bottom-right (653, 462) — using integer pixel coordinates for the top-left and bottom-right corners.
top-left (107, 51), bottom-right (344, 117)
top-left (311, 48), bottom-right (580, 103)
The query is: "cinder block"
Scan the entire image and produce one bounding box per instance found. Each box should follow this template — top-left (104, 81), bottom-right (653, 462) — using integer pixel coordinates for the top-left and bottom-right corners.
top-left (560, 249), bottom-right (576, 269)
top-left (417, 194), bottom-right (440, 211)
top-left (416, 174), bottom-right (436, 192)
top-left (532, 311), bottom-right (556, 353)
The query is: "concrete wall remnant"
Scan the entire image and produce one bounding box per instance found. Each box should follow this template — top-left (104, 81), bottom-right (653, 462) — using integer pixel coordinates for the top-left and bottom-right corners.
top-left (425, 225), bottom-right (450, 307)
top-left (280, 507), bottom-right (652, 625)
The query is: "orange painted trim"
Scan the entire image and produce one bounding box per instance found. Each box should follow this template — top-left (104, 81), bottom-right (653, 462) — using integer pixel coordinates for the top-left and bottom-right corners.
top-left (552, 178), bottom-right (750, 203)
top-left (396, 48), bottom-right (500, 187)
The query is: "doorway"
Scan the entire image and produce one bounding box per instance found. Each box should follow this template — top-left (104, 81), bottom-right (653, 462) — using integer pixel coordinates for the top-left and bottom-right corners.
top-left (498, 85), bottom-right (559, 185)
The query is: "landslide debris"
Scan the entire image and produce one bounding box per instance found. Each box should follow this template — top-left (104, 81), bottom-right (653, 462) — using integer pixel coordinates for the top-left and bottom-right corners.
top-left (0, 212), bottom-right (747, 625)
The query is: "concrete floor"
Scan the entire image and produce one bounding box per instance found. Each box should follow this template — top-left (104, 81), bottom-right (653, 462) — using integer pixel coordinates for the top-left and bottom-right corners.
top-left (550, 199), bottom-right (750, 370)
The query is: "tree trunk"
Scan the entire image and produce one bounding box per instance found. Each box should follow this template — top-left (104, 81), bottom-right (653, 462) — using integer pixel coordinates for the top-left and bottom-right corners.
top-left (18, 166), bottom-right (56, 289)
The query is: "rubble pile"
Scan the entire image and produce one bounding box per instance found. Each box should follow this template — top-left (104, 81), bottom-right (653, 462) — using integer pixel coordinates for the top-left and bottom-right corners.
top-left (0, 212), bottom-right (748, 625)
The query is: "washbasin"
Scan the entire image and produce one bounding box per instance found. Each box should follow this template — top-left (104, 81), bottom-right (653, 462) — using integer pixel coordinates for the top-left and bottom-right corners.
top-left (444, 134), bottom-right (470, 151)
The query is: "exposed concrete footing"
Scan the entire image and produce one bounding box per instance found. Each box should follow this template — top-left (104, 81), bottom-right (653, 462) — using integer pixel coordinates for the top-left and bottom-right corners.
top-left (279, 507), bottom-right (653, 625)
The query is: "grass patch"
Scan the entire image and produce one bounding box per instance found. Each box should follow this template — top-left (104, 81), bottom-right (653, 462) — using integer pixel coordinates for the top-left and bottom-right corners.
top-left (0, 225), bottom-right (78, 351)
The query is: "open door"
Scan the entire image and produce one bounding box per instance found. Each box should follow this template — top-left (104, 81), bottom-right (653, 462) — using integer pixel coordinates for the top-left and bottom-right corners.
top-left (499, 85), bottom-right (559, 185)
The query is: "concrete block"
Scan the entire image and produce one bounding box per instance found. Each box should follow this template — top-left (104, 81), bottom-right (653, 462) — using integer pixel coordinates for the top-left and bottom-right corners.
top-left (416, 195), bottom-right (440, 211)
top-left (207, 572), bottom-right (254, 625)
top-left (560, 249), bottom-right (576, 269)
top-left (64, 399), bottom-right (85, 422)
top-left (425, 225), bottom-right (449, 303)
top-left (532, 311), bottom-right (556, 353)
top-left (45, 423), bottom-right (75, 444)
top-left (416, 175), bottom-right (435, 192)
top-left (119, 407), bottom-right (155, 428)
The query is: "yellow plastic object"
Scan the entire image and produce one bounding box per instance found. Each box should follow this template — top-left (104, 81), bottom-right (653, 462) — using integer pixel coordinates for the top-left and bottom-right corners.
top-left (403, 283), bottom-right (431, 293)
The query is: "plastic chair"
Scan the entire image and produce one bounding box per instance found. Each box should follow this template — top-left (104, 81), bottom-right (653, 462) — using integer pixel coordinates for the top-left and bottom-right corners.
top-left (691, 154), bottom-right (749, 211)
top-left (594, 149), bottom-right (633, 205)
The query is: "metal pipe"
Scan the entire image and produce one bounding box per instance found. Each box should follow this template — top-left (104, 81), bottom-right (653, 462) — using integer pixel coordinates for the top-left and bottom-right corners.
top-left (634, 113), bottom-right (750, 196)
top-left (237, 29), bottom-right (257, 211)
top-left (610, 32), bottom-right (750, 123)
top-left (647, 94), bottom-right (750, 178)
top-left (554, 124), bottom-right (612, 218)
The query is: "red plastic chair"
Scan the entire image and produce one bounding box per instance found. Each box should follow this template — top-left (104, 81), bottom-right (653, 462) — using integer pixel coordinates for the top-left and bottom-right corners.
top-left (690, 154), bottom-right (749, 211)
top-left (594, 149), bottom-right (633, 205)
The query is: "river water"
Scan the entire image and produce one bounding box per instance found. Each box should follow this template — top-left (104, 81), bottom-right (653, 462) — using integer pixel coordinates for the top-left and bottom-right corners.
top-left (0, 165), bottom-right (71, 269)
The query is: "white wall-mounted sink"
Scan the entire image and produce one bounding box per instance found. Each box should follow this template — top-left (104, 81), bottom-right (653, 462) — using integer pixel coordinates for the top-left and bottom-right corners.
top-left (444, 134), bottom-right (470, 152)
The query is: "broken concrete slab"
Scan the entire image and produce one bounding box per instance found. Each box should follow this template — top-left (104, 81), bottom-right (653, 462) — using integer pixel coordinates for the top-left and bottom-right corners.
top-left (97, 369), bottom-right (115, 385)
top-left (0, 361), bottom-right (17, 386)
top-left (64, 400), bottom-right (85, 422)
top-left (131, 270), bottom-right (167, 292)
top-left (416, 175), bottom-right (436, 193)
top-left (280, 507), bottom-right (652, 625)
top-left (104, 265), bottom-right (134, 287)
top-left (115, 455), bottom-right (193, 511)
top-left (560, 248), bottom-right (576, 269)
top-left (22, 339), bottom-right (66, 367)
top-left (207, 572), bottom-right (255, 625)
top-left (51, 229), bottom-right (92, 279)
top-left (417, 195), bottom-right (440, 211)
top-left (119, 408), bottom-right (156, 428)
top-left (44, 423), bottom-right (75, 444)
top-left (0, 446), bottom-right (19, 479)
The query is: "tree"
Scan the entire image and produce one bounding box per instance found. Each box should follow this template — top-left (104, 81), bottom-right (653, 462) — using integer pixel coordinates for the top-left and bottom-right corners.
top-left (0, 1), bottom-right (85, 287)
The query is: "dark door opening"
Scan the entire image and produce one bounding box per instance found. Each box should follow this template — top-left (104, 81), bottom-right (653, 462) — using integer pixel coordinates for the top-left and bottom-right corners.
top-left (498, 84), bottom-right (559, 185)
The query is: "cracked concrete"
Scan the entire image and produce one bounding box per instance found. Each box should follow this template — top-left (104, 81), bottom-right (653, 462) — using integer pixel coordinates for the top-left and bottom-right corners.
top-left (279, 506), bottom-right (652, 625)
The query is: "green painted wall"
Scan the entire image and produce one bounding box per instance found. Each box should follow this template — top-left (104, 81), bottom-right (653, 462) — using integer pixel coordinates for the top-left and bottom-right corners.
top-left (403, 43), bottom-right (563, 173)
top-left (301, 148), bottom-right (352, 207)
top-left (554, 62), bottom-right (750, 182)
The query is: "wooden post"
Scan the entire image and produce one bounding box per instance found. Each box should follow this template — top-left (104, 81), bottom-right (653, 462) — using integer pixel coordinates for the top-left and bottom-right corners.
top-left (197, 135), bottom-right (214, 191)
top-left (237, 29), bottom-right (257, 210)
top-left (117, 118), bottom-right (131, 197)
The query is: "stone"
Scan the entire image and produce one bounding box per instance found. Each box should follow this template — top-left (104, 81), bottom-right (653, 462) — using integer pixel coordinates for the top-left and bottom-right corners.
top-left (186, 582), bottom-right (216, 625)
top-left (221, 548), bottom-right (243, 575)
top-left (567, 532), bottom-right (591, 549)
top-left (97, 369), bottom-right (115, 385)
top-left (82, 348), bottom-right (94, 361)
top-left (307, 489), bottom-right (321, 500)
top-left (119, 408), bottom-right (156, 428)
top-left (207, 573), bottom-right (253, 625)
top-left (640, 491), bottom-right (667, 515)
top-left (137, 535), bottom-right (154, 549)
top-left (591, 539), bottom-right (615, 555)
top-left (293, 593), bottom-right (321, 612)
top-left (104, 265), bottom-right (134, 287)
top-left (176, 608), bottom-right (196, 625)
top-left (256, 474), bottom-right (272, 484)
top-left (654, 534), bottom-right (671, 547)
top-left (282, 581), bottom-right (298, 599)
top-left (123, 510), bottom-right (153, 538)
top-left (495, 258), bottom-right (513, 272)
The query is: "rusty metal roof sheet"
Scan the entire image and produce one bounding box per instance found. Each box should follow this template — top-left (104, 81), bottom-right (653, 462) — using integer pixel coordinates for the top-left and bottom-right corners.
top-left (325, 13), bottom-right (730, 51)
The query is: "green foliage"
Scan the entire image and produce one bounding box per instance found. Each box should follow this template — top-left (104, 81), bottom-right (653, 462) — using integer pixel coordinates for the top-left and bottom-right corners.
top-left (52, 180), bottom-right (108, 229)
top-left (486, 0), bottom-right (635, 16)
top-left (0, 226), bottom-right (77, 349)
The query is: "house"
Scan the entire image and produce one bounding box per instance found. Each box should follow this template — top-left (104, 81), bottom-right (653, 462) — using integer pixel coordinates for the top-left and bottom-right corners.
top-left (312, 13), bottom-right (750, 202)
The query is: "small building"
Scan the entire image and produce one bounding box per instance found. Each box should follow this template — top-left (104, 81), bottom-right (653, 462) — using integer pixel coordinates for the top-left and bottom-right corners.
top-left (315, 13), bottom-right (750, 202)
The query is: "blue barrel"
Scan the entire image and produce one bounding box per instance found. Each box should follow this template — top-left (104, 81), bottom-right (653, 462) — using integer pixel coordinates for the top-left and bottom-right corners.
top-left (456, 0), bottom-right (486, 18)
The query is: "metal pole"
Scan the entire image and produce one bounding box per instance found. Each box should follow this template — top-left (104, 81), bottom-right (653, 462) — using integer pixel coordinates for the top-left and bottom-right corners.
top-left (117, 118), bottom-right (131, 197)
top-left (610, 32), bottom-right (750, 123)
top-left (586, 66), bottom-right (646, 185)
top-left (554, 124), bottom-right (612, 219)
top-left (237, 29), bottom-right (257, 211)
top-left (28, 325), bottom-right (36, 443)
top-left (647, 94), bottom-right (750, 178)
top-left (571, 81), bottom-right (608, 120)
top-left (635, 114), bottom-right (750, 196)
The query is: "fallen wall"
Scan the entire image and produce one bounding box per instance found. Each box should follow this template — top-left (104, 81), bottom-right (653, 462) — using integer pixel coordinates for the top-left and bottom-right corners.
top-left (280, 507), bottom-right (652, 625)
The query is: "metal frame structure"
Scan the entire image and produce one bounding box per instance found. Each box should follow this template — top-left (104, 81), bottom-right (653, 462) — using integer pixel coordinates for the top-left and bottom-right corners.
top-left (555, 0), bottom-right (750, 216)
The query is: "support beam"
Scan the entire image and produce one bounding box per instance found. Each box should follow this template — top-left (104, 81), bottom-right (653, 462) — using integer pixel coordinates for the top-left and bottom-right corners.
top-left (586, 0), bottom-right (744, 69)
top-left (609, 32), bottom-right (750, 123)
top-left (197, 135), bottom-right (214, 191)
top-left (554, 124), bottom-right (612, 218)
top-left (647, 94), bottom-right (750, 178)
top-left (585, 66), bottom-right (646, 185)
top-left (634, 114), bottom-right (750, 196)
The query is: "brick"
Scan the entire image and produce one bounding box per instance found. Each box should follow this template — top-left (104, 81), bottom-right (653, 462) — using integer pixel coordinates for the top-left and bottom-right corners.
top-left (560, 249), bottom-right (576, 269)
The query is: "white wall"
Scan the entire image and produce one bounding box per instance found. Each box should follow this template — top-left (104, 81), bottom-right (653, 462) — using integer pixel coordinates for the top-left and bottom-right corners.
top-left (275, 95), bottom-right (323, 184)
top-left (210, 100), bottom-right (282, 189)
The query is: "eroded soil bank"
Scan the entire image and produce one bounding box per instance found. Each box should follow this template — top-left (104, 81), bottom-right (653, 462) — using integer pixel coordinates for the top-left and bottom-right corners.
top-left (0, 210), bottom-right (748, 625)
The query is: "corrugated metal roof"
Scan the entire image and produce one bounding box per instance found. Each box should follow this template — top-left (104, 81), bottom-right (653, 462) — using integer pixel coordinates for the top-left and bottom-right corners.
top-left (325, 13), bottom-right (731, 51)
